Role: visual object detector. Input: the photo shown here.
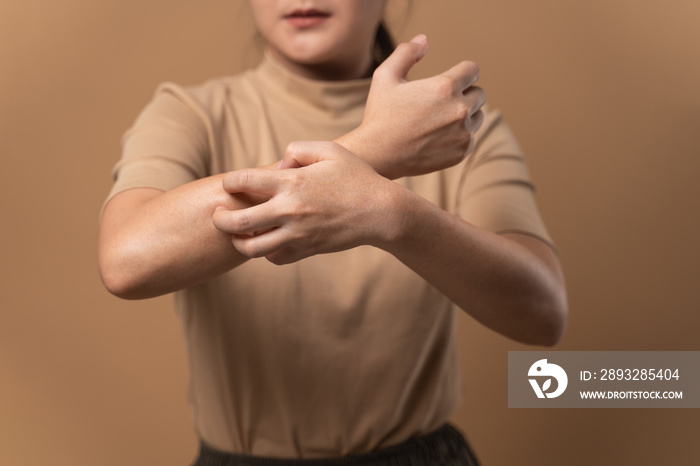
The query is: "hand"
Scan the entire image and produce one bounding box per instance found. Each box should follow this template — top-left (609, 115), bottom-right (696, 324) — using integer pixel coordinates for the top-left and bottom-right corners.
top-left (331, 35), bottom-right (486, 180)
top-left (212, 142), bottom-right (401, 265)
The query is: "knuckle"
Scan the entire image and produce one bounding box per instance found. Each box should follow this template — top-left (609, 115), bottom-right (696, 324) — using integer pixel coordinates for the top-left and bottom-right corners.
top-left (251, 243), bottom-right (266, 259)
top-left (372, 65), bottom-right (390, 81)
top-left (285, 141), bottom-right (301, 157)
top-left (435, 74), bottom-right (456, 97)
top-left (243, 240), bottom-right (265, 259)
top-left (454, 100), bottom-right (470, 120)
top-left (288, 197), bottom-right (310, 222)
top-left (395, 42), bottom-right (413, 56)
top-left (468, 86), bottom-right (487, 104)
top-left (234, 169), bottom-right (251, 189)
top-left (461, 89), bottom-right (486, 118)
top-left (285, 172), bottom-right (304, 195)
top-left (233, 237), bottom-right (253, 257)
top-left (240, 169), bottom-right (251, 185)
top-left (267, 256), bottom-right (283, 266)
top-left (464, 60), bottom-right (481, 78)
top-left (222, 171), bottom-right (240, 192)
top-left (233, 212), bottom-right (251, 232)
top-left (267, 252), bottom-right (290, 266)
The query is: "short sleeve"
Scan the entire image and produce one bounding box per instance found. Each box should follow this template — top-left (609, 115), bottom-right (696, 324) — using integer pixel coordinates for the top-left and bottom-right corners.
top-left (104, 83), bottom-right (212, 205)
top-left (456, 108), bottom-right (554, 248)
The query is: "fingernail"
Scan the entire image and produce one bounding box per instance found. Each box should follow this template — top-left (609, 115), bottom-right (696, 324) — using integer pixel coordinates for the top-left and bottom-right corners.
top-left (410, 34), bottom-right (427, 46)
top-left (275, 160), bottom-right (284, 169)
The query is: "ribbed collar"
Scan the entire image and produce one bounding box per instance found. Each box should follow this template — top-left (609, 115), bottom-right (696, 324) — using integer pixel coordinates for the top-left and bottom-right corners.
top-left (253, 50), bottom-right (371, 118)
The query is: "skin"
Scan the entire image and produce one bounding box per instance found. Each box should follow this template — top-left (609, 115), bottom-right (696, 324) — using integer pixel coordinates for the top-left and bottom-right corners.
top-left (248, 0), bottom-right (386, 80)
top-left (99, 0), bottom-right (567, 345)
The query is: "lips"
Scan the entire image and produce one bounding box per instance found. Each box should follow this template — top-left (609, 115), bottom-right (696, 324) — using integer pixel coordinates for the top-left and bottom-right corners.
top-left (283, 8), bottom-right (331, 28)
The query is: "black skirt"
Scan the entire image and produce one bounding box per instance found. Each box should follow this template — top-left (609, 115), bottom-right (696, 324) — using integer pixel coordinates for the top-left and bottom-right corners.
top-left (192, 424), bottom-right (479, 466)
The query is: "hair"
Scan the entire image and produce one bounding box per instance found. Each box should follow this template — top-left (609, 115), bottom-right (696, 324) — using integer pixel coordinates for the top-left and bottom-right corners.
top-left (374, 22), bottom-right (396, 65)
top-left (374, 0), bottom-right (415, 67)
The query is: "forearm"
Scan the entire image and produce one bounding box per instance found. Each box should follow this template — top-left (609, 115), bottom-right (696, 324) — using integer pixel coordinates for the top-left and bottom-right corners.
top-left (379, 186), bottom-right (568, 346)
top-left (334, 126), bottom-right (395, 179)
top-left (98, 174), bottom-right (256, 299)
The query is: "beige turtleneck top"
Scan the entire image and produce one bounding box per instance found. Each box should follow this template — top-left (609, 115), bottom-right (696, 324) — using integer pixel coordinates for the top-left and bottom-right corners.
top-left (106, 52), bottom-right (552, 458)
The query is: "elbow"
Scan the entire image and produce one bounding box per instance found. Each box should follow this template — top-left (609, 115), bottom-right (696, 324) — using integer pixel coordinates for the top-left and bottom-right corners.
top-left (497, 275), bottom-right (568, 347)
top-left (99, 257), bottom-right (146, 300)
top-left (98, 240), bottom-right (158, 300)
top-left (528, 287), bottom-right (569, 347)
top-left (520, 255), bottom-right (569, 347)
top-left (99, 265), bottom-right (139, 300)
top-left (477, 287), bottom-right (568, 347)
top-left (537, 308), bottom-right (568, 347)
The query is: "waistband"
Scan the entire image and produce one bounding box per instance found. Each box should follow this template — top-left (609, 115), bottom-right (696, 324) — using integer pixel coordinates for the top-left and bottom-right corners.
top-left (192, 424), bottom-right (479, 466)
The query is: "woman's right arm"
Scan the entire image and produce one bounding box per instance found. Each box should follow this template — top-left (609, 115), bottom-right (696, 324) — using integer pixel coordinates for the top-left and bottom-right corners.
top-left (98, 175), bottom-right (259, 299)
top-left (99, 36), bottom-right (483, 299)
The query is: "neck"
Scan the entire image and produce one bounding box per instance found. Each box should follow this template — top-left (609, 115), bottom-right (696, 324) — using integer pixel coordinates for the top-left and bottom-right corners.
top-left (268, 48), bottom-right (375, 82)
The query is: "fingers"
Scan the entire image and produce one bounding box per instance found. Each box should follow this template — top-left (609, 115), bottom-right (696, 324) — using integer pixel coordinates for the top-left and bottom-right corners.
top-left (464, 85), bottom-right (487, 117)
top-left (373, 34), bottom-right (428, 83)
top-left (467, 109), bottom-right (485, 134)
top-left (212, 201), bottom-right (283, 236)
top-left (232, 228), bottom-right (294, 260)
top-left (441, 60), bottom-right (481, 94)
top-left (222, 168), bottom-right (284, 195)
top-left (283, 140), bottom-right (355, 168)
top-left (283, 140), bottom-right (330, 168)
top-left (264, 246), bottom-right (299, 266)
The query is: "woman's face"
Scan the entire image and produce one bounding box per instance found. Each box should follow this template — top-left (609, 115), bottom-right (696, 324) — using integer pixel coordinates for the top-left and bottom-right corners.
top-left (248, 0), bottom-right (386, 80)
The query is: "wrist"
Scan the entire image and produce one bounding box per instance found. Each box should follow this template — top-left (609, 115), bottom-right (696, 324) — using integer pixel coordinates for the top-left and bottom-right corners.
top-left (368, 181), bottom-right (413, 251)
top-left (334, 126), bottom-right (395, 179)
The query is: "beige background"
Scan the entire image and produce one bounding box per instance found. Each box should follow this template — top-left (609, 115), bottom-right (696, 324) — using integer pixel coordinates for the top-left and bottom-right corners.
top-left (2, 0), bottom-right (699, 464)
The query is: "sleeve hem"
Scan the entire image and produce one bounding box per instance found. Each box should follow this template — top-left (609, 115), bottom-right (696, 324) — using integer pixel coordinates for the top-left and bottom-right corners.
top-left (98, 185), bottom-right (167, 221)
top-left (496, 229), bottom-right (559, 256)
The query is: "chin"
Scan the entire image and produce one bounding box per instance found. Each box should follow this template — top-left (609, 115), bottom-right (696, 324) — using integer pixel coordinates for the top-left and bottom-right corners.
top-left (277, 41), bottom-right (341, 66)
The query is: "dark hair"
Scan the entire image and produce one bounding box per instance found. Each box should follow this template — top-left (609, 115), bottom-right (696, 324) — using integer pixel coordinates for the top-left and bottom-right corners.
top-left (374, 22), bottom-right (396, 66)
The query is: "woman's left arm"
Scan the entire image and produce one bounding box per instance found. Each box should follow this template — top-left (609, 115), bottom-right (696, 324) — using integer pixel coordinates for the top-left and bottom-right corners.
top-left (212, 142), bottom-right (567, 346)
top-left (382, 186), bottom-right (567, 346)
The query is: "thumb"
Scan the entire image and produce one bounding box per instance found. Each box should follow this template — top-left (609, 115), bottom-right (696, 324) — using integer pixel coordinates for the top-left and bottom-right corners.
top-left (375, 34), bottom-right (428, 82)
top-left (281, 141), bottom-right (336, 168)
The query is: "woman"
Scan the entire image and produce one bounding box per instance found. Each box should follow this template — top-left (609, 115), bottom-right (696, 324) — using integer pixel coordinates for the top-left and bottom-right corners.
top-left (99, 1), bottom-right (567, 464)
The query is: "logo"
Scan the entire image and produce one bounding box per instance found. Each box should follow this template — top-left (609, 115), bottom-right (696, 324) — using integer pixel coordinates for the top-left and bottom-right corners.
top-left (528, 359), bottom-right (568, 398)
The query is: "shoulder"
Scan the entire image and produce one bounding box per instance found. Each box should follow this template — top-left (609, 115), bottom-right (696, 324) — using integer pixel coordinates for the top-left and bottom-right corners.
top-left (469, 104), bottom-right (526, 168)
top-left (148, 71), bottom-right (248, 118)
